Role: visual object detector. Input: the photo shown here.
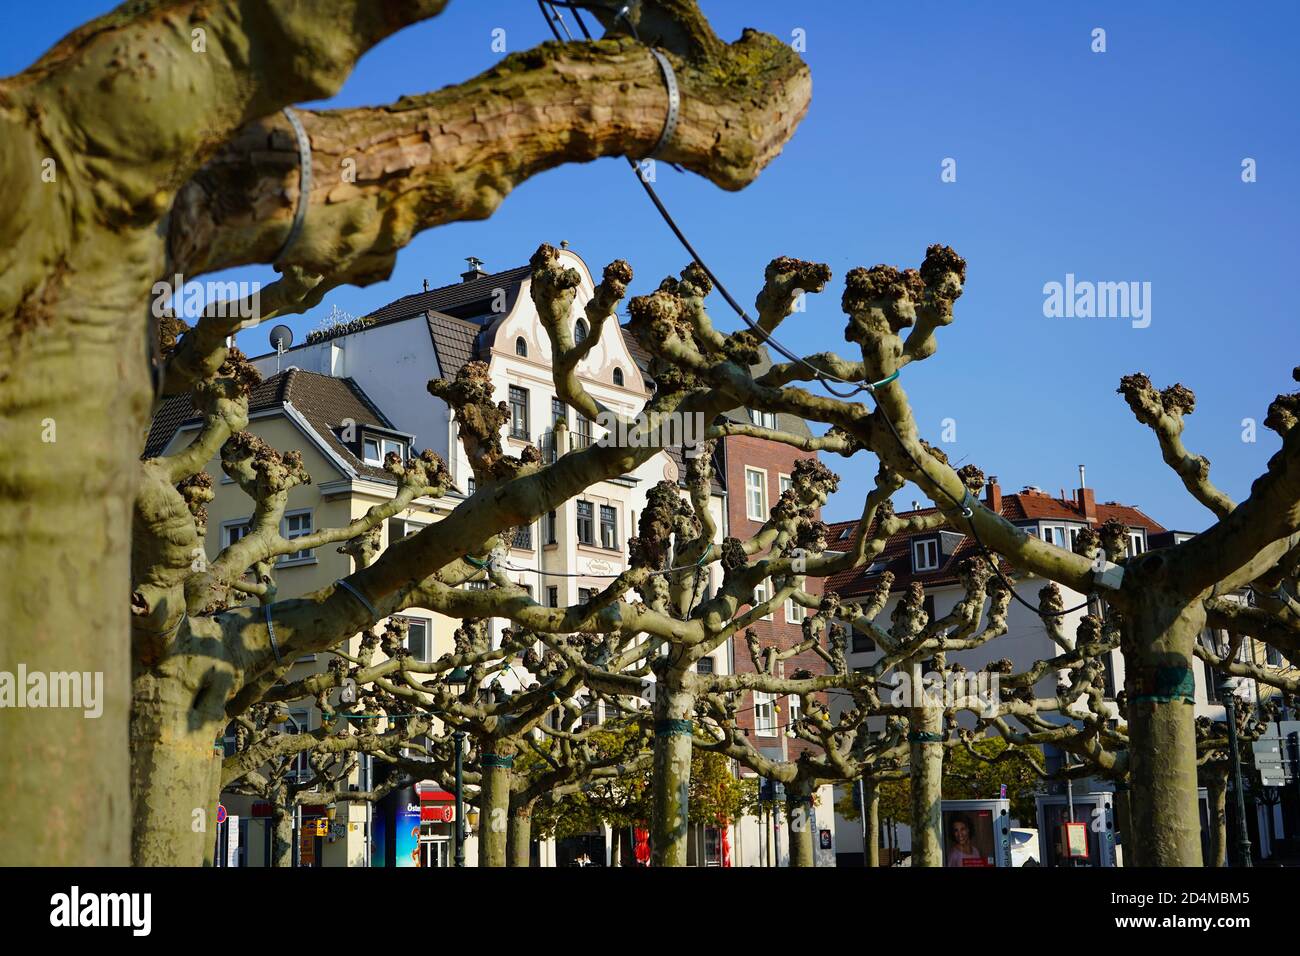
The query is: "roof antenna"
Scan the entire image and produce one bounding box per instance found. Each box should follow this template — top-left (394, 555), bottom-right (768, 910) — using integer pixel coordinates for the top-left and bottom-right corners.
top-left (269, 324), bottom-right (294, 373)
top-left (423, 279), bottom-right (430, 292)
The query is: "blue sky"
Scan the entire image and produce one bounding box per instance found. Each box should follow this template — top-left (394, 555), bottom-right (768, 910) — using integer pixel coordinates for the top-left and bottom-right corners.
top-left (6, 2), bottom-right (1297, 532)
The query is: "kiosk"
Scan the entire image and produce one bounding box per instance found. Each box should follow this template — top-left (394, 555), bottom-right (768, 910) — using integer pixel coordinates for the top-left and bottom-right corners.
top-left (940, 798), bottom-right (1013, 867)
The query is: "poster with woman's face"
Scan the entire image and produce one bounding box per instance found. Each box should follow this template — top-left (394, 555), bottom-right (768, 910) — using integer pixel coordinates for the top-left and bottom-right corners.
top-left (943, 809), bottom-right (996, 867)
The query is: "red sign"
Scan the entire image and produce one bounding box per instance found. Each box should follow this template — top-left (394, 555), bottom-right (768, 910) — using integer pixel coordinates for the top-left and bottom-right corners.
top-left (420, 805), bottom-right (455, 823)
top-left (215, 804), bottom-right (227, 825)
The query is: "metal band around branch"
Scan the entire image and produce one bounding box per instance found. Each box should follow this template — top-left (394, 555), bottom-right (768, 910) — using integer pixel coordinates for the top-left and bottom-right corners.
top-left (1130, 665), bottom-right (1196, 705)
top-left (264, 605), bottom-right (282, 664)
top-left (335, 578), bottom-right (377, 618)
top-left (647, 48), bottom-right (680, 159)
top-left (908, 730), bottom-right (944, 744)
top-left (274, 107), bottom-right (313, 264)
top-left (482, 754), bottom-right (515, 769)
top-left (655, 718), bottom-right (694, 738)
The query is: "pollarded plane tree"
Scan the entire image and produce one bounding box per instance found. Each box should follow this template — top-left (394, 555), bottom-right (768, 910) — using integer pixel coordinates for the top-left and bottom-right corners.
top-left (624, 244), bottom-right (1300, 867)
top-left (0, 0), bottom-right (812, 865)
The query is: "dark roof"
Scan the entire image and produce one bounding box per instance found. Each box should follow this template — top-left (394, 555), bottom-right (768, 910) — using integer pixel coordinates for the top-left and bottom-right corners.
top-left (823, 489), bottom-right (1167, 598)
top-left (425, 310), bottom-right (485, 381)
top-left (144, 369), bottom-right (400, 481)
top-left (364, 266), bottom-right (530, 324)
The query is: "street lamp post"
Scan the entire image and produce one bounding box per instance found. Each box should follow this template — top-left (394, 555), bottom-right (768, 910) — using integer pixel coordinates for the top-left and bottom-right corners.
top-left (1216, 672), bottom-right (1253, 867)
top-left (453, 728), bottom-right (467, 868)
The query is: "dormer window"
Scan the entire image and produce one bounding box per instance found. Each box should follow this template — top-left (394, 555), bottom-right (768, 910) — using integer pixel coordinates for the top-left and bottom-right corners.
top-left (362, 434), bottom-right (405, 466)
top-left (748, 408), bottom-right (777, 429)
top-left (612, 367), bottom-right (624, 387)
top-left (515, 336), bottom-right (528, 357)
top-left (1127, 531), bottom-right (1146, 557)
top-left (912, 538), bottom-right (940, 572)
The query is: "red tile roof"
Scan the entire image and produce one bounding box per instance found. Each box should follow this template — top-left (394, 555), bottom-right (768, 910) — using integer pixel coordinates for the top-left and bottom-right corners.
top-left (823, 489), bottom-right (1166, 597)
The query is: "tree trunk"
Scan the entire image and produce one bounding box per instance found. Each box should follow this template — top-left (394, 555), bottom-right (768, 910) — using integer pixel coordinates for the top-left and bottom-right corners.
top-left (272, 799), bottom-right (295, 868)
top-left (908, 703), bottom-right (944, 867)
top-left (785, 780), bottom-right (816, 867)
top-left (650, 678), bottom-right (695, 867)
top-left (0, 323), bottom-right (149, 865)
top-left (1112, 784), bottom-right (1132, 867)
top-left (863, 778), bottom-right (881, 867)
top-left (477, 746), bottom-right (515, 867)
top-left (129, 661), bottom-right (230, 866)
top-left (507, 798), bottom-right (533, 868)
top-left (1123, 600), bottom-right (1203, 866)
top-left (1206, 770), bottom-right (1228, 867)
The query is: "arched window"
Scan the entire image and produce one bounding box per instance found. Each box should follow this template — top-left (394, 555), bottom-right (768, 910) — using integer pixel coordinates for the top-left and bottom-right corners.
top-left (515, 336), bottom-right (528, 357)
top-left (612, 367), bottom-right (624, 387)
top-left (574, 319), bottom-right (588, 344)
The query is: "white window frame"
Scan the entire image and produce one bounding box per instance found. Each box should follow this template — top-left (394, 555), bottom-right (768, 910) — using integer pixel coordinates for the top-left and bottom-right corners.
top-left (785, 597), bottom-right (805, 625)
top-left (1127, 531), bottom-right (1146, 557)
top-left (748, 408), bottom-right (777, 429)
top-left (400, 616), bottom-right (431, 663)
top-left (745, 467), bottom-right (768, 522)
top-left (363, 435), bottom-right (405, 466)
top-left (788, 694), bottom-right (801, 727)
top-left (1040, 524), bottom-right (1066, 548)
top-left (778, 473), bottom-right (792, 497)
top-left (223, 519), bottom-right (252, 549)
top-left (280, 509), bottom-right (316, 565)
top-left (912, 538), bottom-right (939, 572)
top-left (753, 579), bottom-right (774, 621)
top-left (753, 692), bottom-right (776, 736)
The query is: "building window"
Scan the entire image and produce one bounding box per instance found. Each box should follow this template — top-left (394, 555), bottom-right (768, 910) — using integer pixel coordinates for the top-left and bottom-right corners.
top-left (509, 385), bottom-right (529, 440)
top-left (515, 336), bottom-right (528, 357)
top-left (223, 520), bottom-right (252, 549)
top-left (575, 415), bottom-right (593, 450)
top-left (402, 618), bottom-right (429, 662)
top-left (788, 694), bottom-right (801, 726)
top-left (513, 524), bottom-right (532, 550)
top-left (363, 436), bottom-right (405, 465)
top-left (696, 657), bottom-right (714, 674)
top-left (748, 408), bottom-right (777, 429)
top-left (1041, 525), bottom-right (1066, 548)
top-left (754, 692), bottom-right (776, 736)
top-left (467, 476), bottom-right (477, 496)
top-left (547, 586), bottom-right (559, 608)
top-left (576, 501), bottom-right (594, 545)
top-left (753, 579), bottom-right (773, 621)
top-left (1127, 531), bottom-right (1145, 557)
top-left (1266, 644), bottom-right (1284, 667)
top-left (578, 587), bottom-right (595, 604)
top-left (785, 598), bottom-right (805, 624)
top-left (912, 538), bottom-right (940, 572)
top-left (545, 510), bottom-right (558, 545)
top-left (923, 593), bottom-right (936, 621)
top-left (600, 505), bottom-right (618, 550)
top-left (552, 397), bottom-right (568, 428)
top-left (281, 510), bottom-right (314, 562)
top-left (612, 367), bottom-right (625, 387)
top-left (852, 632), bottom-right (876, 654)
top-left (745, 467), bottom-right (767, 521)
top-left (1068, 527), bottom-right (1082, 550)
top-left (574, 319), bottom-right (589, 344)
top-left (779, 474), bottom-right (792, 496)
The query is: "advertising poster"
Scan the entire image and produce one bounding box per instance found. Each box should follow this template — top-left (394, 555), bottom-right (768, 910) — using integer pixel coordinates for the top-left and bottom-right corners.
top-left (942, 807), bottom-right (996, 867)
top-left (370, 806), bottom-right (388, 868)
top-left (394, 787), bottom-right (421, 868)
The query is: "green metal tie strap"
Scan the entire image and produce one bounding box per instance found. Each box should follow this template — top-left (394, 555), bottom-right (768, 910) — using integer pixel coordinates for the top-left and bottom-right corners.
top-left (908, 731), bottom-right (944, 744)
top-left (655, 719), bottom-right (694, 739)
top-left (1130, 665), bottom-right (1196, 705)
top-left (482, 754), bottom-right (515, 769)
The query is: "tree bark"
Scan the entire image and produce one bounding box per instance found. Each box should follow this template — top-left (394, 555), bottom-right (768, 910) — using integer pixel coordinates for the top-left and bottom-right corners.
top-left (908, 705), bottom-right (944, 867)
top-left (1123, 598), bottom-right (1204, 866)
top-left (650, 678), bottom-right (695, 867)
top-left (129, 659), bottom-right (231, 866)
top-left (863, 778), bottom-right (881, 867)
top-left (1206, 769), bottom-right (1228, 868)
top-left (507, 798), bottom-right (533, 868)
top-left (785, 780), bottom-right (816, 867)
top-left (477, 746), bottom-right (515, 868)
top-left (272, 799), bottom-right (295, 868)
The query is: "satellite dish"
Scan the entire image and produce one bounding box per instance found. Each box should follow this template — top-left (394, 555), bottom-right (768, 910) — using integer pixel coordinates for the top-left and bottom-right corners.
top-left (269, 324), bottom-right (294, 351)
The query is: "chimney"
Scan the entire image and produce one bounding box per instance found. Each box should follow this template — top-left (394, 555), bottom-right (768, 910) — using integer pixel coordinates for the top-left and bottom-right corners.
top-left (1077, 484), bottom-right (1097, 523)
top-left (985, 475), bottom-right (1002, 513)
top-left (461, 256), bottom-right (487, 282)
